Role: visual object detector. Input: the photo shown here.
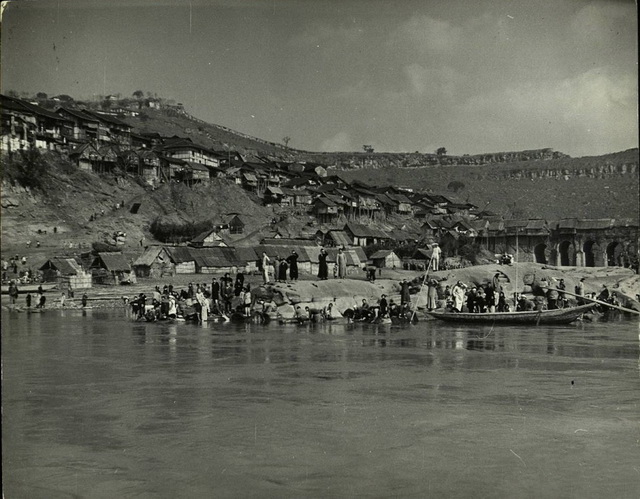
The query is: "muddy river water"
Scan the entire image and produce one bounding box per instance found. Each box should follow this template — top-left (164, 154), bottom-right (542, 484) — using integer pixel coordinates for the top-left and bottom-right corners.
top-left (2, 310), bottom-right (639, 498)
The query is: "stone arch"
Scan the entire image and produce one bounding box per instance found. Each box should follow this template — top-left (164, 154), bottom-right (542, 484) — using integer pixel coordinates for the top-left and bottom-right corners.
top-left (534, 243), bottom-right (547, 264)
top-left (583, 240), bottom-right (596, 267)
top-left (558, 240), bottom-right (575, 266)
top-left (606, 241), bottom-right (622, 267)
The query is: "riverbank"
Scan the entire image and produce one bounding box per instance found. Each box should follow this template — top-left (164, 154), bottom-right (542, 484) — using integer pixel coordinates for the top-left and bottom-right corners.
top-left (3, 262), bottom-right (638, 315)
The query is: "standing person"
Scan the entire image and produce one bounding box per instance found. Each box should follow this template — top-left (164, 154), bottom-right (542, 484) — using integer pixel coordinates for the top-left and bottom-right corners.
top-left (485, 285), bottom-right (495, 313)
top-left (234, 273), bottom-right (245, 297)
top-left (222, 282), bottom-right (234, 314)
top-left (287, 251), bottom-right (299, 281)
top-left (38, 292), bottom-right (46, 309)
top-left (242, 286), bottom-right (252, 316)
top-left (400, 279), bottom-right (411, 308)
top-left (211, 277), bottom-right (220, 312)
top-left (26, 292), bottom-right (32, 309)
top-left (261, 252), bottom-right (271, 283)
top-left (167, 295), bottom-right (178, 319)
top-left (547, 279), bottom-right (559, 310)
top-left (336, 248), bottom-right (347, 279)
top-left (557, 279), bottom-right (566, 308)
top-left (195, 286), bottom-right (208, 322)
top-left (318, 248), bottom-right (328, 280)
top-left (426, 278), bottom-right (439, 311)
top-left (82, 293), bottom-right (88, 308)
top-left (8, 281), bottom-right (19, 310)
top-left (466, 287), bottom-right (477, 313)
top-left (379, 294), bottom-right (388, 318)
top-left (497, 292), bottom-right (509, 312)
top-left (59, 292), bottom-right (66, 308)
top-left (575, 278), bottom-right (585, 305)
top-left (431, 243), bottom-right (441, 271)
top-left (278, 258), bottom-right (288, 283)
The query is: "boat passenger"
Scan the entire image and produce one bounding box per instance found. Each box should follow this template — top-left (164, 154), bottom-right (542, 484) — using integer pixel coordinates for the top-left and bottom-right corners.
top-left (597, 285), bottom-right (610, 303)
top-left (451, 281), bottom-right (467, 312)
top-left (466, 288), bottom-right (477, 313)
top-left (557, 279), bottom-right (566, 308)
top-left (575, 278), bottom-right (586, 305)
top-left (497, 292), bottom-right (509, 312)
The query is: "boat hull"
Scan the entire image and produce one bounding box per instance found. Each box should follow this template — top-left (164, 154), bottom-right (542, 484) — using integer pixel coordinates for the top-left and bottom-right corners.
top-left (427, 304), bottom-right (596, 325)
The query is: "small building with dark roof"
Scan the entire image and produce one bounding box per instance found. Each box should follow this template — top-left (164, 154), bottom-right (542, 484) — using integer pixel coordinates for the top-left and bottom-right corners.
top-left (90, 252), bottom-right (134, 285)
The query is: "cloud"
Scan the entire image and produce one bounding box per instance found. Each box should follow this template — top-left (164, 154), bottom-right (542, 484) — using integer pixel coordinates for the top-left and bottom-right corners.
top-left (460, 68), bottom-right (637, 155)
top-left (320, 131), bottom-right (354, 152)
top-left (570, 2), bottom-right (635, 44)
top-left (289, 23), bottom-right (363, 49)
top-left (393, 14), bottom-right (462, 54)
top-left (403, 64), bottom-right (458, 99)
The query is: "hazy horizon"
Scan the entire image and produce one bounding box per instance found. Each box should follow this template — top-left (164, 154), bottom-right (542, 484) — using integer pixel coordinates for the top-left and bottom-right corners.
top-left (1, 0), bottom-right (637, 157)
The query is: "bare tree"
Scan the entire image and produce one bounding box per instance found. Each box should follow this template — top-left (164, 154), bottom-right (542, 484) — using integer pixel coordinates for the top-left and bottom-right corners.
top-left (363, 145), bottom-right (374, 153)
top-left (436, 147), bottom-right (447, 156)
top-left (282, 136), bottom-right (291, 148)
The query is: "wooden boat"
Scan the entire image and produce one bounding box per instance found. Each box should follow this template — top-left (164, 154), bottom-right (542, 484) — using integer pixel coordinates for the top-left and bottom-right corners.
top-left (427, 303), bottom-right (596, 325)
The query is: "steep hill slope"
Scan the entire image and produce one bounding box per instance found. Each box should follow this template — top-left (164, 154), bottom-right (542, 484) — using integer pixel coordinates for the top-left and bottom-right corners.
top-left (338, 149), bottom-right (639, 220)
top-left (1, 155), bottom-right (278, 257)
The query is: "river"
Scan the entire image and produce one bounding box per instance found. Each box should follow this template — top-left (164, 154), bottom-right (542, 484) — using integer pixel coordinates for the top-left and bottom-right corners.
top-left (2, 310), bottom-right (639, 498)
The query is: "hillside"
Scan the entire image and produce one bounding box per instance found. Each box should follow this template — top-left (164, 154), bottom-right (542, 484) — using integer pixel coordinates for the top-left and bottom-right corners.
top-left (1, 95), bottom-right (638, 264)
top-left (1, 156), bottom-right (281, 262)
top-left (337, 149), bottom-right (639, 221)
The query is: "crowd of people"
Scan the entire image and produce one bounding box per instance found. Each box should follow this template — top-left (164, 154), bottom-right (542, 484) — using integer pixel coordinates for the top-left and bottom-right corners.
top-left (260, 247), bottom-right (351, 284)
top-left (128, 273), bottom-right (281, 324)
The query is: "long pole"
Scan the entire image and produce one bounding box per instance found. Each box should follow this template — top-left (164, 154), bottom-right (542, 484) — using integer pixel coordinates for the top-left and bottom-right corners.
top-left (538, 285), bottom-right (640, 315)
top-left (514, 229), bottom-right (519, 304)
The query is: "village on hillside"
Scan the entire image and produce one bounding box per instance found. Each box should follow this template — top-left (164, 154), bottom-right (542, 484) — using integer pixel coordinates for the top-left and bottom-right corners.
top-left (1, 93), bottom-right (638, 290)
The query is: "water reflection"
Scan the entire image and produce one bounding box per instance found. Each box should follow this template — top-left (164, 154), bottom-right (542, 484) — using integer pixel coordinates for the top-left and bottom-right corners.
top-left (2, 310), bottom-right (639, 499)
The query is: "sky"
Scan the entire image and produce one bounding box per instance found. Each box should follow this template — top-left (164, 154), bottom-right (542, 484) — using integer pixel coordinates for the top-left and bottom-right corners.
top-left (1, 0), bottom-right (637, 157)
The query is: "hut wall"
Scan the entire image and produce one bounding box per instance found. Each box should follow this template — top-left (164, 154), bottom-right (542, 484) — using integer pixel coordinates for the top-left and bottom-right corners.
top-left (200, 266), bottom-right (234, 274)
top-left (297, 262), bottom-right (312, 274)
top-left (134, 265), bottom-right (151, 278)
top-left (175, 262), bottom-right (196, 274)
top-left (67, 273), bottom-right (92, 289)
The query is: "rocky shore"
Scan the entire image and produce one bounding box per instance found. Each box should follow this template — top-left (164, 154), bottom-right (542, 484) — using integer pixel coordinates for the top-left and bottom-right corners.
top-left (3, 263), bottom-right (639, 315)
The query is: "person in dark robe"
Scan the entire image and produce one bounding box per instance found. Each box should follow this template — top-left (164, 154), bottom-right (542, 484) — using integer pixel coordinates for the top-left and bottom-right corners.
top-left (26, 292), bottom-right (32, 308)
top-left (286, 251), bottom-right (299, 281)
top-left (400, 279), bottom-right (411, 307)
top-left (318, 248), bottom-right (328, 280)
top-left (497, 292), bottom-right (509, 312)
top-left (211, 277), bottom-right (220, 311)
top-left (278, 258), bottom-right (288, 282)
top-left (234, 273), bottom-right (245, 297)
top-left (379, 294), bottom-right (388, 318)
top-left (466, 288), bottom-right (477, 313)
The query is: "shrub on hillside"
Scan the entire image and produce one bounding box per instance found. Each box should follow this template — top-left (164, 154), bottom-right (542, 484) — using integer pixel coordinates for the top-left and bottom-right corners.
top-left (149, 217), bottom-right (214, 243)
top-left (1, 149), bottom-right (49, 189)
top-left (91, 241), bottom-right (121, 253)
